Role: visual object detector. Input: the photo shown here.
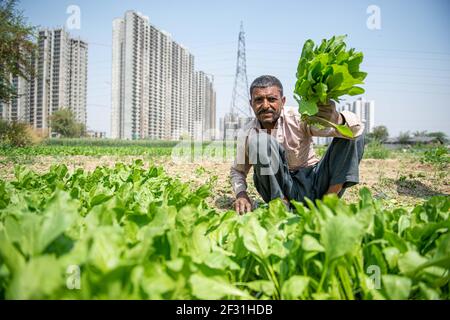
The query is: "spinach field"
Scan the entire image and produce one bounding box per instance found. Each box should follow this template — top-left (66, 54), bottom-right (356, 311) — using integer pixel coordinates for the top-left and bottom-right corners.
top-left (0, 158), bottom-right (448, 299)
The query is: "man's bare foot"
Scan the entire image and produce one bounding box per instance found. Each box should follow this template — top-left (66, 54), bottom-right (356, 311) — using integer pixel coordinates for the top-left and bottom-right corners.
top-left (326, 183), bottom-right (343, 195)
top-left (282, 196), bottom-right (290, 210)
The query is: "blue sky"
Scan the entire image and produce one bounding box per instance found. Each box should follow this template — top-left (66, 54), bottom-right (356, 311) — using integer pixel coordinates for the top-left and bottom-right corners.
top-left (19, 0), bottom-right (450, 137)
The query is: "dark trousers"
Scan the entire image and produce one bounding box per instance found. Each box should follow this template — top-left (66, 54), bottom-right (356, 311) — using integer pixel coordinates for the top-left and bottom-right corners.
top-left (248, 133), bottom-right (365, 204)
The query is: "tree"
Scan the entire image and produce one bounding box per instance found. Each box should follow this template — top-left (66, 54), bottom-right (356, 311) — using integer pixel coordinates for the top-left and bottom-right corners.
top-left (49, 108), bottom-right (86, 138)
top-left (0, 0), bottom-right (37, 103)
top-left (412, 130), bottom-right (427, 137)
top-left (367, 125), bottom-right (389, 142)
top-left (398, 131), bottom-right (411, 144)
top-left (426, 131), bottom-right (447, 144)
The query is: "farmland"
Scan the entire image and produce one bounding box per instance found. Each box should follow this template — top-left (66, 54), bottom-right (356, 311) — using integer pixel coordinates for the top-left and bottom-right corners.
top-left (0, 139), bottom-right (449, 299)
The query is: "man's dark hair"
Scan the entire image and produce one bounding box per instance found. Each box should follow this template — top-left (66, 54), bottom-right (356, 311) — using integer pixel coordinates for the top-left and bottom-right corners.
top-left (249, 75), bottom-right (283, 98)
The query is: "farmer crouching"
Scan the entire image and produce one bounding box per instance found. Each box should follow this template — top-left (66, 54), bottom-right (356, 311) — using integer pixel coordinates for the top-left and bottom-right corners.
top-left (230, 75), bottom-right (365, 214)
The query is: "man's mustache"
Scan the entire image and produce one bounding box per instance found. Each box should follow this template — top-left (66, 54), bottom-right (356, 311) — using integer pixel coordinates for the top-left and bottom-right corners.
top-left (257, 109), bottom-right (275, 116)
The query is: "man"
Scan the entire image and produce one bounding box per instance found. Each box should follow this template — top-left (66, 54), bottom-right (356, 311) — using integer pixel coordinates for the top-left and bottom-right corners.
top-left (230, 75), bottom-right (365, 214)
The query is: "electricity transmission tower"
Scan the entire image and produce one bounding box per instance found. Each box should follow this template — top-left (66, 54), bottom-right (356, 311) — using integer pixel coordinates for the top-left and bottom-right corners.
top-left (224, 22), bottom-right (251, 140)
top-left (230, 21), bottom-right (251, 117)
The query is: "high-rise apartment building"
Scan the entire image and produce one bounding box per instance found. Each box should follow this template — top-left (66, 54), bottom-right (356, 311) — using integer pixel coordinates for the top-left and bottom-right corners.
top-left (149, 28), bottom-right (172, 140)
top-left (194, 71), bottom-right (216, 140)
top-left (112, 11), bottom-right (177, 140)
top-left (0, 28), bottom-right (88, 134)
top-left (171, 42), bottom-right (194, 140)
top-left (0, 75), bottom-right (29, 122)
top-left (339, 97), bottom-right (375, 134)
top-left (111, 12), bottom-right (150, 140)
top-left (111, 10), bottom-right (215, 140)
top-left (68, 38), bottom-right (88, 127)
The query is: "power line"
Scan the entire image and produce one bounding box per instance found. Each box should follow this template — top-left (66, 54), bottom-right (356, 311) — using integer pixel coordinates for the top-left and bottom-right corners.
top-left (368, 71), bottom-right (450, 80)
top-left (357, 46), bottom-right (450, 57)
top-left (364, 64), bottom-right (450, 73)
top-left (87, 42), bottom-right (112, 47)
top-left (368, 88), bottom-right (450, 96)
top-left (190, 41), bottom-right (235, 49)
top-left (87, 104), bottom-right (109, 108)
top-left (249, 41), bottom-right (450, 56)
top-left (368, 80), bottom-right (449, 87)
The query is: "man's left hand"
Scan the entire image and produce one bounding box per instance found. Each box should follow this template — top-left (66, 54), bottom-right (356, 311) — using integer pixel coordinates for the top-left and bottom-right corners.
top-left (316, 100), bottom-right (344, 125)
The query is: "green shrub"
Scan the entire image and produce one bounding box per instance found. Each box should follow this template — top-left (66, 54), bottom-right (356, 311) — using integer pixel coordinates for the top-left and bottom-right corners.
top-left (364, 140), bottom-right (390, 159)
top-left (421, 146), bottom-right (449, 170)
top-left (0, 120), bottom-right (37, 147)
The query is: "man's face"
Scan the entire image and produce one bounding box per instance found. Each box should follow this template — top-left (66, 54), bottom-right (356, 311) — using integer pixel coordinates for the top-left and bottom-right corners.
top-left (250, 86), bottom-right (286, 128)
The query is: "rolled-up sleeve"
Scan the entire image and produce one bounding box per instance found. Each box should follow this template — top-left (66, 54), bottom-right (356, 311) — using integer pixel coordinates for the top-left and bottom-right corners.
top-left (230, 124), bottom-right (255, 196)
top-left (303, 110), bottom-right (364, 139)
top-left (230, 161), bottom-right (251, 196)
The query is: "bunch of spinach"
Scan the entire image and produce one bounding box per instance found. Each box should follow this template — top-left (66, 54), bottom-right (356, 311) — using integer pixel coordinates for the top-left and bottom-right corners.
top-left (294, 35), bottom-right (367, 137)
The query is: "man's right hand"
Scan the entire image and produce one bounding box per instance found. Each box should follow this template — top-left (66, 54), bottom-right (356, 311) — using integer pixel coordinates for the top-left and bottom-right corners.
top-left (235, 191), bottom-right (252, 215)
